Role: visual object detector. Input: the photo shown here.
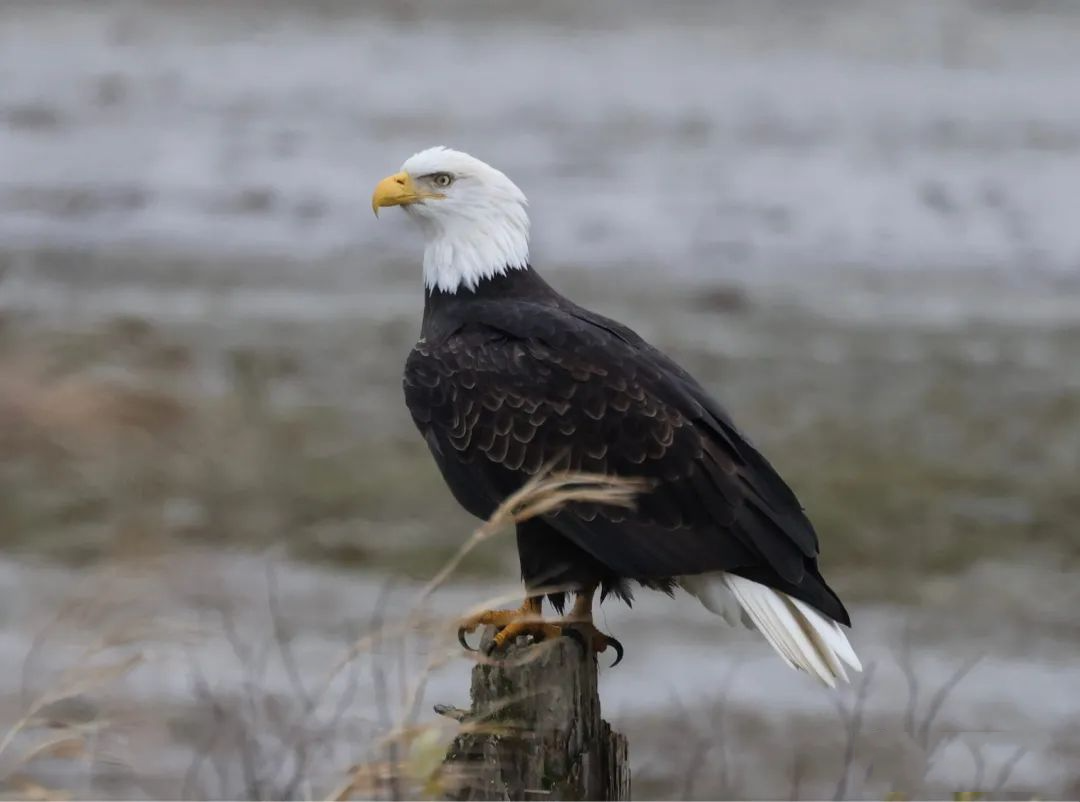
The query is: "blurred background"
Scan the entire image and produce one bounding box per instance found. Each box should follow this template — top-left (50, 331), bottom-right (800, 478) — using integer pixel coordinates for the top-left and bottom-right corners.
top-left (1, 0), bottom-right (1079, 798)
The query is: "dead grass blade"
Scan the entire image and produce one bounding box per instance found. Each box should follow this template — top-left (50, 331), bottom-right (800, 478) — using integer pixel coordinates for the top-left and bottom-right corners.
top-left (325, 467), bottom-right (648, 800)
top-left (415, 469), bottom-right (648, 608)
top-left (0, 652), bottom-right (144, 763)
top-left (12, 734), bottom-right (87, 769)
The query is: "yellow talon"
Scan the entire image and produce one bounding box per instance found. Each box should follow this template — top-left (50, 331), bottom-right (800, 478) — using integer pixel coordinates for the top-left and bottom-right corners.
top-left (490, 619), bottom-right (564, 651)
top-left (457, 598), bottom-right (544, 650)
top-left (456, 586), bottom-right (624, 666)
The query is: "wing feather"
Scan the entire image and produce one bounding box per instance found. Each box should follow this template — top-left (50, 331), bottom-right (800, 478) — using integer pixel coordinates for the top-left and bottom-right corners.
top-left (404, 301), bottom-right (847, 623)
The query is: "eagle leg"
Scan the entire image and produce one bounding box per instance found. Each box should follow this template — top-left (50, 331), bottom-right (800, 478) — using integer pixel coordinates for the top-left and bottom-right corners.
top-left (460, 585), bottom-right (623, 667)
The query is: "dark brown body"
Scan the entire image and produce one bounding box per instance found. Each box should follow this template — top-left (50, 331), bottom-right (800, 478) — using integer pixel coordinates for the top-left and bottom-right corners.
top-left (403, 266), bottom-right (848, 622)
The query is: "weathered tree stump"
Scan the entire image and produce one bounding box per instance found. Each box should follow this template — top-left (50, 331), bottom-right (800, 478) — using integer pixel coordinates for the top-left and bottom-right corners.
top-left (437, 628), bottom-right (629, 801)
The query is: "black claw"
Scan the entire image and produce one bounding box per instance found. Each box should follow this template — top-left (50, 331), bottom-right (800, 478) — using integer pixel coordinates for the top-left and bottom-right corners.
top-left (605, 636), bottom-right (625, 668)
top-left (458, 628), bottom-right (477, 652)
top-left (561, 627), bottom-right (588, 656)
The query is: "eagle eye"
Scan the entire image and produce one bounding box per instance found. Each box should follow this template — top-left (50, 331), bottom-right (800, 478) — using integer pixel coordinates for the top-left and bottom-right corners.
top-left (431, 172), bottom-right (454, 188)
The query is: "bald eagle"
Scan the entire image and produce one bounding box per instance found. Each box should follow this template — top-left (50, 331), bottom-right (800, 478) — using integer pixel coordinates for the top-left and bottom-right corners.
top-left (373, 147), bottom-right (861, 685)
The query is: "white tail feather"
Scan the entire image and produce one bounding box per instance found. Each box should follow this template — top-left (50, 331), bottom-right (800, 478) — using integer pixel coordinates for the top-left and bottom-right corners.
top-left (683, 573), bottom-right (862, 687)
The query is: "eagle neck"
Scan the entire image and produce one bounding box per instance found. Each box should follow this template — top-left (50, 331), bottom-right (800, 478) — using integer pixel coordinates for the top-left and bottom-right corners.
top-left (421, 265), bottom-right (565, 339)
top-left (419, 201), bottom-right (531, 294)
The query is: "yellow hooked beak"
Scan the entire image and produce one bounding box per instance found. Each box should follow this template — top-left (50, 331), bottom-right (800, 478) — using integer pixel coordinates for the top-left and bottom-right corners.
top-left (371, 171), bottom-right (427, 217)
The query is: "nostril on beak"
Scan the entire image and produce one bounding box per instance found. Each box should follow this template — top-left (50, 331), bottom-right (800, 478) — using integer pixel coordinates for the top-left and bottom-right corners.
top-left (395, 176), bottom-right (406, 185)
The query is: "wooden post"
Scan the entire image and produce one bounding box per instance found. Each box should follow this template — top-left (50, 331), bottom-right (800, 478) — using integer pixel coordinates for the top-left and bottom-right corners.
top-left (437, 628), bottom-right (629, 801)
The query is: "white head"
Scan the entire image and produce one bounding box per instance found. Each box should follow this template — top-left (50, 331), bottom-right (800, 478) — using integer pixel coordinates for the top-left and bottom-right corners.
top-left (372, 147), bottom-right (530, 294)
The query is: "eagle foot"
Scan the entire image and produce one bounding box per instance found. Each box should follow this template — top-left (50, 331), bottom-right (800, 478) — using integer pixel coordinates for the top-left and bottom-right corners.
top-left (565, 622), bottom-right (625, 667)
top-left (484, 618), bottom-right (566, 655)
top-left (458, 608), bottom-right (623, 667)
top-left (457, 605), bottom-right (539, 652)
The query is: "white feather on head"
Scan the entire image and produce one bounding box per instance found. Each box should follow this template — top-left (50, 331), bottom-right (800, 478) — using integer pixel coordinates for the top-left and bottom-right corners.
top-left (398, 147), bottom-right (530, 294)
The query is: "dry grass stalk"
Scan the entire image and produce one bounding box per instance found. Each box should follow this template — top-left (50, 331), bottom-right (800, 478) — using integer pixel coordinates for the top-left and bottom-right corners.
top-left (0, 652), bottom-right (144, 764)
top-left (414, 468), bottom-right (649, 608)
top-left (322, 468), bottom-right (646, 692)
top-left (328, 467), bottom-right (647, 800)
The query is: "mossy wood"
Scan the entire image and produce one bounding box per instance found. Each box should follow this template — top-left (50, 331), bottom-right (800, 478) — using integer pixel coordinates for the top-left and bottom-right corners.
top-left (438, 628), bottom-right (629, 801)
